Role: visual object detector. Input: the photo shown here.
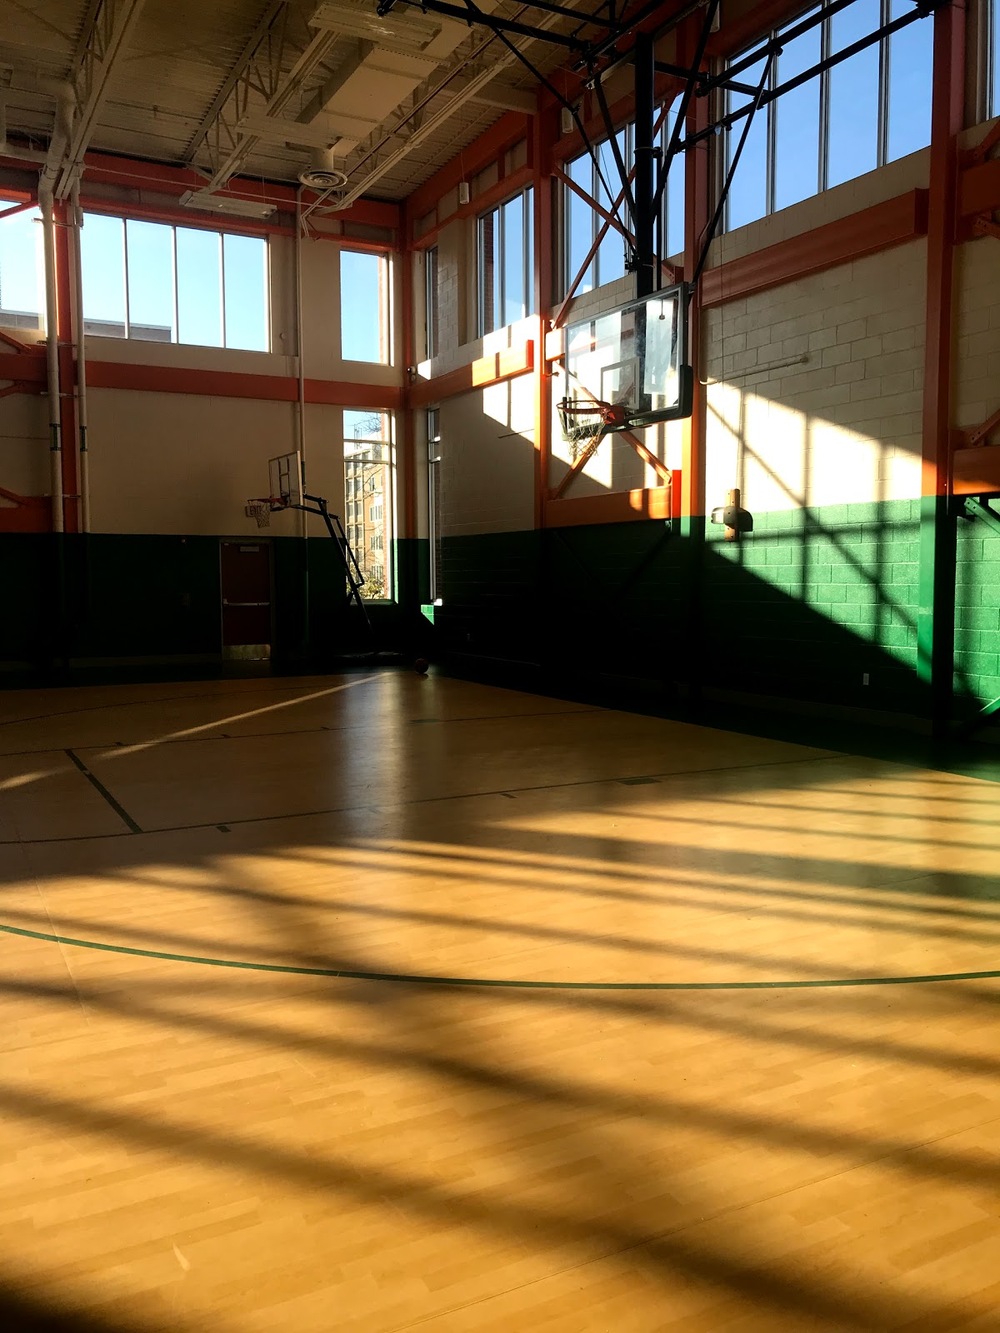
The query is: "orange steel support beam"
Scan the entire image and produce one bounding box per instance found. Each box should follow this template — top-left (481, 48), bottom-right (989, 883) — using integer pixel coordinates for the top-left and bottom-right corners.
top-left (400, 240), bottom-right (417, 543)
top-left (917, 0), bottom-right (966, 733)
top-left (0, 327), bottom-right (42, 354)
top-left (0, 353), bottom-right (45, 383)
top-left (407, 343), bottom-right (534, 410)
top-left (543, 480), bottom-right (679, 528)
top-left (85, 361), bottom-right (403, 409)
top-left (953, 446), bottom-right (1000, 495)
top-left (54, 199), bottom-right (79, 534)
top-left (533, 97), bottom-right (555, 531)
top-left (409, 164), bottom-right (535, 253)
top-left (701, 190), bottom-right (929, 307)
top-left (405, 113), bottom-right (531, 227)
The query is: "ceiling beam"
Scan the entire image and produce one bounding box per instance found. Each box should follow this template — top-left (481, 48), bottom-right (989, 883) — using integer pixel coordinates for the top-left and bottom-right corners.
top-left (56, 0), bottom-right (148, 198)
top-left (183, 0), bottom-right (288, 165)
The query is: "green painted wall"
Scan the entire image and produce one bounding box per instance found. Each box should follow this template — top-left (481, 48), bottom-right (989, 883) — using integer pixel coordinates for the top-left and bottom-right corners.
top-left (0, 534), bottom-right (427, 671)
top-left (431, 499), bottom-right (945, 718)
top-left (955, 517), bottom-right (1000, 715)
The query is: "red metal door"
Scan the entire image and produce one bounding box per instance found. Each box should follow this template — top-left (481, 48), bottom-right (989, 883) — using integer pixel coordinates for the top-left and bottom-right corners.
top-left (220, 541), bottom-right (272, 656)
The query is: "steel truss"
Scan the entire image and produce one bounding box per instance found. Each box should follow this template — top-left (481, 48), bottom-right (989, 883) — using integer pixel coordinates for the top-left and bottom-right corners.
top-left (381, 0), bottom-right (945, 303)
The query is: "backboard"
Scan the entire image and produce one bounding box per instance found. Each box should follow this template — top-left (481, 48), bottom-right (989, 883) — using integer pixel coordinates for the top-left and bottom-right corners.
top-left (560, 283), bottom-right (693, 441)
top-left (268, 451), bottom-right (304, 509)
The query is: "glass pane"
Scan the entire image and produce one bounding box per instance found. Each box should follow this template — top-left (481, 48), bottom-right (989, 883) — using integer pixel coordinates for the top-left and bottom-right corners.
top-left (0, 208), bottom-right (42, 324)
top-left (994, 0), bottom-right (1000, 117)
top-left (176, 227), bottom-right (223, 347)
top-left (125, 219), bottom-right (175, 343)
top-left (525, 188), bottom-right (535, 317)
top-left (340, 249), bottom-right (385, 361)
top-left (479, 212), bottom-right (497, 334)
top-left (726, 55), bottom-right (769, 229)
top-left (887, 0), bottom-right (933, 162)
top-left (425, 246), bottom-right (438, 358)
top-left (773, 10), bottom-right (821, 211)
top-left (343, 409), bottom-right (392, 599)
top-left (828, 0), bottom-right (880, 188)
top-left (597, 130), bottom-right (628, 285)
top-left (566, 153), bottom-right (595, 295)
top-left (501, 192), bottom-right (525, 325)
top-left (223, 233), bottom-right (268, 351)
top-left (81, 213), bottom-right (127, 335)
top-left (662, 104), bottom-right (685, 259)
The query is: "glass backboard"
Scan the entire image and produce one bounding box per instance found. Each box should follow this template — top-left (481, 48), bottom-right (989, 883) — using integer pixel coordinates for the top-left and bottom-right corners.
top-left (560, 283), bottom-right (693, 440)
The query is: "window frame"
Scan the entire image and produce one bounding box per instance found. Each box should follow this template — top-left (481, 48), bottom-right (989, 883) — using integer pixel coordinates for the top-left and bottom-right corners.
top-left (424, 246), bottom-right (439, 360)
top-left (343, 409), bottom-right (395, 602)
top-left (723, 0), bottom-right (935, 232)
top-left (340, 247), bottom-right (391, 365)
top-left (477, 187), bottom-right (534, 336)
top-left (78, 211), bottom-right (270, 350)
top-left (427, 407), bottom-right (443, 604)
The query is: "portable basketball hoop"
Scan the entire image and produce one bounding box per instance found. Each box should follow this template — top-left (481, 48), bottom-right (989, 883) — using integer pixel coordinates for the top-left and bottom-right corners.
top-left (244, 498), bottom-right (283, 528)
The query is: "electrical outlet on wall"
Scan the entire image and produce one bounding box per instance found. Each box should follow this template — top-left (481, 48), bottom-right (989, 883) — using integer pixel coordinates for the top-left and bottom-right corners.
top-left (862, 673), bottom-right (870, 686)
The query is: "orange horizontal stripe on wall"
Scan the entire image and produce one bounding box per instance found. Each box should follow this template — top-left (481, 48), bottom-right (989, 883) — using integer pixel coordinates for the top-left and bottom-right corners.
top-left (544, 483), bottom-right (678, 528)
top-left (408, 341), bottom-right (535, 408)
top-left (701, 190), bottom-right (929, 308)
top-left (0, 352), bottom-right (45, 382)
top-left (85, 360), bottom-right (403, 409)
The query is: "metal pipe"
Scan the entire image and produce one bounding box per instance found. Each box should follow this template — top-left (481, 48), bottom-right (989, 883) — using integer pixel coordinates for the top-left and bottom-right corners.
top-left (70, 181), bottom-right (89, 532)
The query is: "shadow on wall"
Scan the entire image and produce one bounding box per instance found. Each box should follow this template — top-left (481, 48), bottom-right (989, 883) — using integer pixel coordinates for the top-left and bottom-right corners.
top-left (435, 517), bottom-right (944, 720)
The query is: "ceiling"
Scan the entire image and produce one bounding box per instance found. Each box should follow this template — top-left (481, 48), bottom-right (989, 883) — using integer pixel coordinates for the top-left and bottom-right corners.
top-left (0, 0), bottom-right (623, 207)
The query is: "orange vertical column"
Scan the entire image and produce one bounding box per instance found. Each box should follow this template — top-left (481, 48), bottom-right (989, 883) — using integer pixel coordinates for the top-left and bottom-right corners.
top-left (532, 95), bottom-right (555, 532)
top-left (916, 0), bottom-right (967, 734)
top-left (54, 199), bottom-right (79, 534)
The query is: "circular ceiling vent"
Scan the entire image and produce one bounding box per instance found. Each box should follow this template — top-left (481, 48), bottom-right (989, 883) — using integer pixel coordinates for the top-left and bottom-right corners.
top-left (298, 164), bottom-right (348, 192)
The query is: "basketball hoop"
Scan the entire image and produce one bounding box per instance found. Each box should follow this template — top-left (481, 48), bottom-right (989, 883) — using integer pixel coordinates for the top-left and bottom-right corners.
top-left (557, 397), bottom-right (627, 454)
top-left (245, 498), bottom-right (282, 528)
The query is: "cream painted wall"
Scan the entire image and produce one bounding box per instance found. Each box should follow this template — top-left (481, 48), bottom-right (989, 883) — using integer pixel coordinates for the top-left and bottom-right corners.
top-left (704, 241), bottom-right (927, 516)
top-left (0, 207), bottom-right (402, 535)
top-left (86, 390), bottom-right (344, 537)
top-left (438, 371), bottom-right (535, 536)
top-left (953, 236), bottom-right (1000, 432)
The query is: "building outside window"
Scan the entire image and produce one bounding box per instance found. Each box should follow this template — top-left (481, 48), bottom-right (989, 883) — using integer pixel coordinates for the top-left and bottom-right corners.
top-left (0, 206), bottom-right (43, 330)
top-left (343, 409), bottom-right (394, 599)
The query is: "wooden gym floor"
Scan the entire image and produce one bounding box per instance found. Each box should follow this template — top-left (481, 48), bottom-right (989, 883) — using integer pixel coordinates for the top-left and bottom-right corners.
top-left (1, 670), bottom-right (999, 1332)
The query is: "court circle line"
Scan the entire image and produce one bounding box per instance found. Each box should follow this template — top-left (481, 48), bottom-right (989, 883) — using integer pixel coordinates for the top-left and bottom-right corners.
top-left (2, 921), bottom-right (998, 991)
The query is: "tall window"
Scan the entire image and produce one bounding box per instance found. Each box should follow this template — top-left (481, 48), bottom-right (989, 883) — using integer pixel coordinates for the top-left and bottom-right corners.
top-left (424, 246), bottom-right (439, 359)
top-left (0, 206), bottom-right (43, 329)
top-left (340, 249), bottom-right (390, 364)
top-left (344, 409), bottom-right (393, 600)
top-left (725, 1), bottom-right (934, 231)
top-left (79, 214), bottom-right (268, 349)
top-left (991, 0), bottom-right (1000, 117)
top-left (427, 408), bottom-right (443, 603)
top-left (563, 104), bottom-right (686, 298)
top-left (478, 188), bottom-right (534, 335)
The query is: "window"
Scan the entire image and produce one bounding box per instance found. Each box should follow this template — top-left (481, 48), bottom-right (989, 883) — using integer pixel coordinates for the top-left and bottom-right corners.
top-left (79, 212), bottom-right (269, 349)
top-left (562, 104), bottom-right (686, 297)
top-left (427, 408), bottom-right (443, 603)
top-left (478, 188), bottom-right (534, 335)
top-left (425, 246), bottom-right (439, 359)
top-left (724, 1), bottom-right (934, 230)
top-left (0, 206), bottom-right (43, 329)
top-left (340, 249), bottom-right (389, 364)
top-left (343, 409), bottom-right (394, 599)
top-left (992, 0), bottom-right (1000, 116)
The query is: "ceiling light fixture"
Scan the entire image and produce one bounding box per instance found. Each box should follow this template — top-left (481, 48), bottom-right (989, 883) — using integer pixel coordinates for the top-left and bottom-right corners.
top-left (180, 189), bottom-right (275, 220)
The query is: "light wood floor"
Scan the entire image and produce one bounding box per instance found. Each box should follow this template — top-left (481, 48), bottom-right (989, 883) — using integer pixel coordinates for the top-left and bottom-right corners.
top-left (1, 670), bottom-right (999, 1331)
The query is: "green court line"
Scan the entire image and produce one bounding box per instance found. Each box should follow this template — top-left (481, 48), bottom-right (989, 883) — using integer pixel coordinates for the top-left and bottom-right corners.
top-left (2, 921), bottom-right (998, 991)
